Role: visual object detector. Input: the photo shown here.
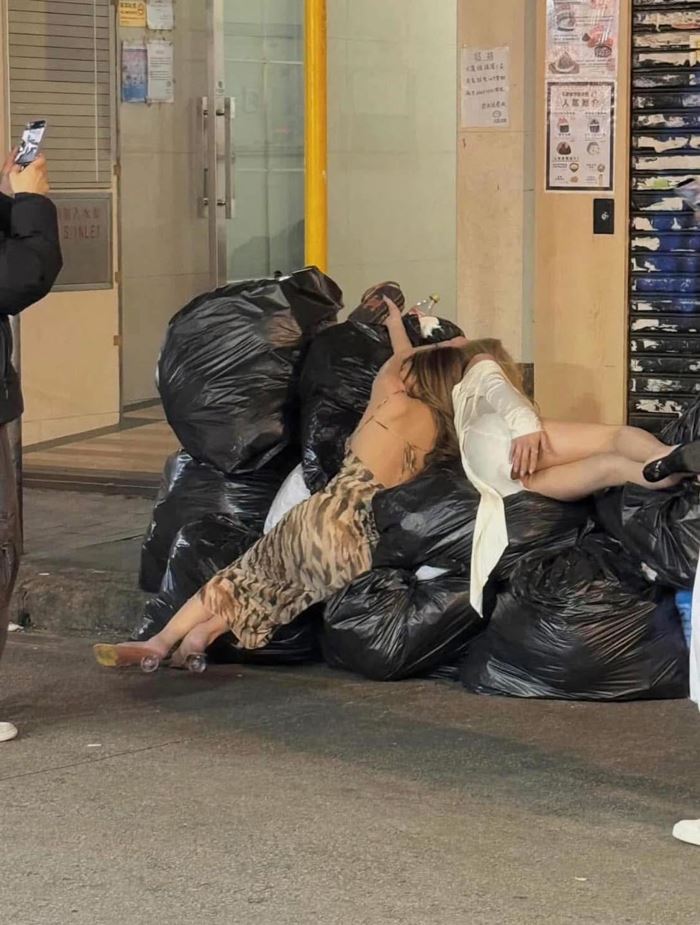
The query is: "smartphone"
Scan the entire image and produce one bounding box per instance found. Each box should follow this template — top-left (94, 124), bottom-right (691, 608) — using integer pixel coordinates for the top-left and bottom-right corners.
top-left (14, 119), bottom-right (47, 168)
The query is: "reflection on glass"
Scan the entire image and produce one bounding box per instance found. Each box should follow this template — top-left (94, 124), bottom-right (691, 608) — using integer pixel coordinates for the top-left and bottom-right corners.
top-left (224, 0), bottom-right (304, 280)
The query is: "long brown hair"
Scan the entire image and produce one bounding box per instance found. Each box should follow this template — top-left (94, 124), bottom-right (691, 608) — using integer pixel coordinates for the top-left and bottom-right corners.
top-left (402, 338), bottom-right (525, 467)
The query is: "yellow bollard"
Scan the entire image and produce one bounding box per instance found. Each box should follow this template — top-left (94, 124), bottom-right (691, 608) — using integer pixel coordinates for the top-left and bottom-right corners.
top-left (305, 0), bottom-right (328, 272)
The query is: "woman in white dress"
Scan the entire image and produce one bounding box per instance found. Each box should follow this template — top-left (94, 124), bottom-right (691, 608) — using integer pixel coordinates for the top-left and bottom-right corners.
top-left (428, 334), bottom-right (700, 846)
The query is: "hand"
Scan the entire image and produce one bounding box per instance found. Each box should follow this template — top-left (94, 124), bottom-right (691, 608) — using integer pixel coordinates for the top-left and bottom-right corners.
top-left (439, 335), bottom-right (469, 349)
top-left (9, 154), bottom-right (50, 197)
top-left (382, 296), bottom-right (403, 326)
top-left (0, 149), bottom-right (18, 198)
top-left (510, 430), bottom-right (550, 478)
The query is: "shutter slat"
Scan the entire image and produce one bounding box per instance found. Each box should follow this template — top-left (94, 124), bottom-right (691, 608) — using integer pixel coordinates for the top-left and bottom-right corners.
top-left (8, 0), bottom-right (113, 189)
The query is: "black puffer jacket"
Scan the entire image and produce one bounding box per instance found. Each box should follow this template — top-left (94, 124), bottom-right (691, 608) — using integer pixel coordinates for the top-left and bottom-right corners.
top-left (0, 192), bottom-right (62, 424)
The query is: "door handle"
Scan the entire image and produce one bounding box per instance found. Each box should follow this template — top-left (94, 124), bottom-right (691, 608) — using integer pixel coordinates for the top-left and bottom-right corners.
top-left (197, 96), bottom-right (208, 217)
top-left (222, 96), bottom-right (235, 219)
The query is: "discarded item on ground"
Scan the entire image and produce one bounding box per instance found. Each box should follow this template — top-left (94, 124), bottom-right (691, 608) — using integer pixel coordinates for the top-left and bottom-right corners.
top-left (323, 568), bottom-right (483, 681)
top-left (134, 513), bottom-right (321, 663)
top-left (158, 267), bottom-right (341, 474)
top-left (139, 450), bottom-right (293, 592)
top-left (676, 590), bottom-right (693, 648)
top-left (264, 463), bottom-right (311, 534)
top-left (461, 533), bottom-right (689, 701)
top-left (594, 480), bottom-right (700, 590)
top-left (299, 313), bottom-right (464, 492)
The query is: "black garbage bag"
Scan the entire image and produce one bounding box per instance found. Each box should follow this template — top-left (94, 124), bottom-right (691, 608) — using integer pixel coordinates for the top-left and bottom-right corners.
top-left (139, 450), bottom-right (294, 593)
top-left (372, 462), bottom-right (480, 573)
top-left (134, 514), bottom-right (322, 664)
top-left (323, 569), bottom-right (484, 681)
top-left (461, 533), bottom-right (689, 701)
top-left (372, 463), bottom-right (591, 578)
top-left (495, 491), bottom-right (592, 580)
top-left (158, 267), bottom-right (341, 473)
top-left (660, 398), bottom-right (700, 445)
top-left (594, 480), bottom-right (700, 590)
top-left (300, 314), bottom-right (463, 493)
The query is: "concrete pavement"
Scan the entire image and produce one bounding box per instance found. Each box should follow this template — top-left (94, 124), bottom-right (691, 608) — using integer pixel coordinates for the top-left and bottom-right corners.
top-left (1, 632), bottom-right (699, 925)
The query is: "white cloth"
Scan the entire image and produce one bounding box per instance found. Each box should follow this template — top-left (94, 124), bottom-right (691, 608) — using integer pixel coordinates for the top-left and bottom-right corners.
top-left (690, 550), bottom-right (700, 710)
top-left (264, 464), bottom-right (311, 534)
top-left (453, 359), bottom-right (541, 615)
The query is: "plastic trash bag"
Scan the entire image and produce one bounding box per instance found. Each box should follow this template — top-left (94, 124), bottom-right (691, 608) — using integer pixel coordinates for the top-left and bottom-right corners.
top-left (264, 463), bottom-right (311, 534)
top-left (661, 398), bottom-right (700, 445)
top-left (139, 450), bottom-right (294, 593)
top-left (134, 514), bottom-right (321, 664)
top-left (372, 463), bottom-right (590, 578)
top-left (323, 568), bottom-right (484, 681)
top-left (372, 463), bottom-right (480, 573)
top-left (461, 533), bottom-right (689, 701)
top-left (299, 314), bottom-right (463, 493)
top-left (158, 267), bottom-right (341, 473)
top-left (676, 590), bottom-right (693, 648)
top-left (594, 480), bottom-right (700, 590)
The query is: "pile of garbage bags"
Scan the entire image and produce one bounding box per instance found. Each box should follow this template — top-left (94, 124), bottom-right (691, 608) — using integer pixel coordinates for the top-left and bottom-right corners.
top-left (134, 267), bottom-right (695, 700)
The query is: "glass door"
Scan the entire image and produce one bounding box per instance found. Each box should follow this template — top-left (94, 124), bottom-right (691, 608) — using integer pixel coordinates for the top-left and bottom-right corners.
top-left (205, 0), bottom-right (305, 286)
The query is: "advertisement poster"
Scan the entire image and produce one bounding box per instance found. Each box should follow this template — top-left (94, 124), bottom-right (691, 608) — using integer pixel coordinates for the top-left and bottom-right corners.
top-left (119, 0), bottom-right (147, 28)
top-left (147, 0), bottom-right (174, 31)
top-left (460, 47), bottom-right (510, 128)
top-left (546, 81), bottom-right (615, 191)
top-left (121, 42), bottom-right (147, 103)
top-left (147, 40), bottom-right (174, 103)
top-left (546, 0), bottom-right (619, 80)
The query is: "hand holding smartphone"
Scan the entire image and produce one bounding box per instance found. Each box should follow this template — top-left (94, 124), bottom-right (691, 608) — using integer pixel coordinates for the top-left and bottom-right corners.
top-left (14, 120), bottom-right (46, 168)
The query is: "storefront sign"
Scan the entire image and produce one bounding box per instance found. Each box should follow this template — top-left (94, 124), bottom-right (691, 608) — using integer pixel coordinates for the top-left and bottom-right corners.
top-left (51, 194), bottom-right (113, 291)
top-left (546, 0), bottom-right (620, 80)
top-left (119, 0), bottom-right (147, 28)
top-left (546, 81), bottom-right (615, 192)
top-left (460, 47), bottom-right (510, 128)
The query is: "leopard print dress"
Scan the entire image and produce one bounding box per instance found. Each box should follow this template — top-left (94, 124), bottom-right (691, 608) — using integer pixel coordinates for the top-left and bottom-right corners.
top-left (199, 453), bottom-right (383, 650)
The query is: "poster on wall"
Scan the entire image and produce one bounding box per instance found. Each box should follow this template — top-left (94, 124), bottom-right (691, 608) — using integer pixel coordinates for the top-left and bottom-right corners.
top-left (546, 80), bottom-right (615, 191)
top-left (119, 0), bottom-right (147, 28)
top-left (121, 42), bottom-right (147, 103)
top-left (460, 46), bottom-right (510, 128)
top-left (147, 0), bottom-right (174, 31)
top-left (147, 40), bottom-right (175, 103)
top-left (546, 0), bottom-right (620, 80)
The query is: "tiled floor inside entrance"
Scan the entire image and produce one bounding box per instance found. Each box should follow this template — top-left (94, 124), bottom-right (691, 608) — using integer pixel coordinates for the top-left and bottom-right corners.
top-left (23, 404), bottom-right (178, 493)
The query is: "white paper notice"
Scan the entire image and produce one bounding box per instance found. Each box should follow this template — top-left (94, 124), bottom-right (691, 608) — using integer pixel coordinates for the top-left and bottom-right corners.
top-left (546, 80), bottom-right (615, 191)
top-left (460, 47), bottom-right (510, 129)
top-left (147, 40), bottom-right (174, 103)
top-left (147, 0), bottom-right (174, 31)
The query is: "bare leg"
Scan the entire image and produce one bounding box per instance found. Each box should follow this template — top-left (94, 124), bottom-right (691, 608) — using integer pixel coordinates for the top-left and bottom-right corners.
top-left (523, 452), bottom-right (681, 502)
top-left (538, 420), bottom-right (672, 470)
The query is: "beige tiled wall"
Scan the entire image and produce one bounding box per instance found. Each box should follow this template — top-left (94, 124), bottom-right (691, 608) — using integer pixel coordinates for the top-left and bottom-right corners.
top-left (118, 2), bottom-right (210, 406)
top-left (457, 0), bottom-right (536, 361)
top-left (327, 0), bottom-right (458, 317)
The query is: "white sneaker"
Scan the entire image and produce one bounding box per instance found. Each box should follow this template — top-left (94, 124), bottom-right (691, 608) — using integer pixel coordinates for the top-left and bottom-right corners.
top-left (673, 819), bottom-right (700, 846)
top-left (0, 722), bottom-right (18, 742)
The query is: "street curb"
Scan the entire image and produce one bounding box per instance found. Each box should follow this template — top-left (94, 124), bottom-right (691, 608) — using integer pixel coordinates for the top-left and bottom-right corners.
top-left (12, 562), bottom-right (149, 637)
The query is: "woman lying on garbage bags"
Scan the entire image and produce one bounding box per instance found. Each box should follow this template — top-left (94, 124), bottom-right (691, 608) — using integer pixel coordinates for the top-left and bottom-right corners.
top-left (94, 298), bottom-right (700, 672)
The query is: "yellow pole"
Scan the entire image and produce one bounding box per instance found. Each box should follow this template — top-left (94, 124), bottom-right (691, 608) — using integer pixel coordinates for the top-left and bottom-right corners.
top-left (304, 0), bottom-right (328, 271)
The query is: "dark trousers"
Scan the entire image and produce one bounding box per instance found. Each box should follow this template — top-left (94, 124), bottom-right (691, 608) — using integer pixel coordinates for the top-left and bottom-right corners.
top-left (0, 426), bottom-right (19, 665)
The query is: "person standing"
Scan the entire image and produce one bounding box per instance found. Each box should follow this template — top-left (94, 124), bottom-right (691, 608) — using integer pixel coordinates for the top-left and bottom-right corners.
top-left (0, 149), bottom-right (62, 742)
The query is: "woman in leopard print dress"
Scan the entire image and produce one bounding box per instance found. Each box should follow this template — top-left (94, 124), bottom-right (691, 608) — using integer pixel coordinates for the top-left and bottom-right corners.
top-left (94, 299), bottom-right (468, 670)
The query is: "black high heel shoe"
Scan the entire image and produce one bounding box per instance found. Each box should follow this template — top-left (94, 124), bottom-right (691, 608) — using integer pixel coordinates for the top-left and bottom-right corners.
top-left (643, 440), bottom-right (700, 483)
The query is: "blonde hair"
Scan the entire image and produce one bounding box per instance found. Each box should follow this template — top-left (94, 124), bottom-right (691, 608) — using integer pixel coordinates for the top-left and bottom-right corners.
top-left (402, 338), bottom-right (524, 467)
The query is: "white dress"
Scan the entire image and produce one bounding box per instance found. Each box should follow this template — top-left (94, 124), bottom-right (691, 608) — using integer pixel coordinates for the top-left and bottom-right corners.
top-left (452, 359), bottom-right (541, 616)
